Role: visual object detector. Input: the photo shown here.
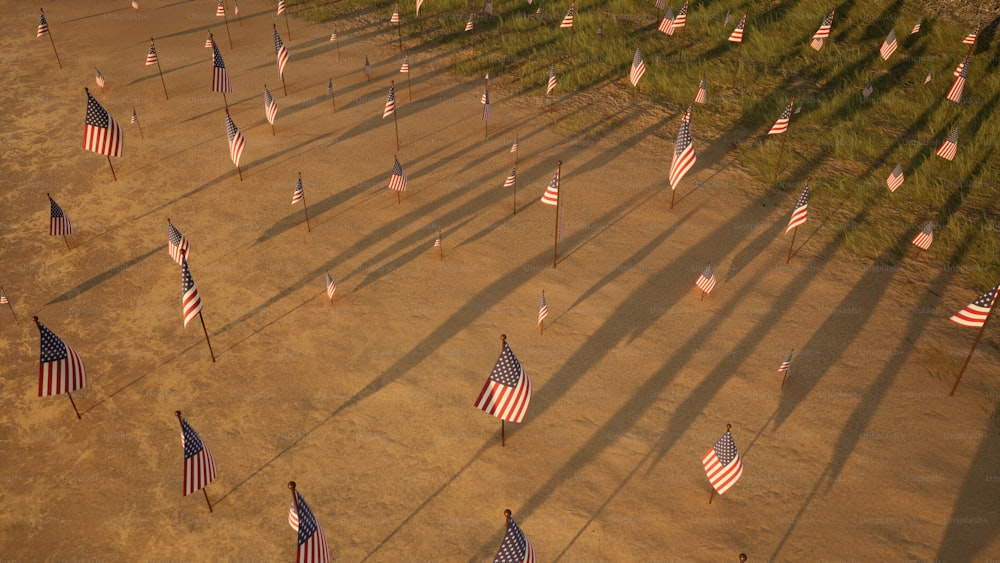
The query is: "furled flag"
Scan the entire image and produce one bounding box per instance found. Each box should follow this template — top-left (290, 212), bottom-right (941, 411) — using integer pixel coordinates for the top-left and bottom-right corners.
top-left (325, 272), bottom-right (336, 300)
top-left (179, 414), bottom-right (217, 496)
top-left (629, 48), bottom-right (646, 88)
top-left (668, 106), bottom-right (696, 190)
top-left (911, 18), bottom-right (922, 35)
top-left (880, 28), bottom-right (897, 61)
top-left (962, 24), bottom-right (978, 45)
top-left (949, 283), bottom-right (1000, 327)
top-left (886, 164), bottom-right (904, 192)
top-left (264, 86), bottom-right (278, 125)
top-left (132, 0), bottom-right (139, 10)
top-left (946, 54), bottom-right (969, 103)
top-left (390, 3), bottom-right (400, 23)
top-left (484, 0), bottom-right (494, 15)
top-left (433, 232), bottom-right (442, 247)
top-left (329, 29), bottom-right (337, 42)
top-left (205, 31), bottom-right (215, 48)
top-left (327, 79), bottom-right (333, 97)
top-left (234, 1), bottom-right (239, 15)
top-left (0, 288), bottom-right (8, 304)
top-left (36, 320), bottom-right (86, 397)
top-left (778, 350), bottom-right (793, 372)
top-left (474, 338), bottom-right (532, 422)
top-left (924, 71), bottom-right (932, 85)
top-left (383, 84), bottom-right (396, 118)
top-left (703, 427), bottom-right (743, 495)
top-left (388, 157), bottom-right (407, 192)
top-left (416, 0), bottom-right (424, 17)
top-left (168, 221), bottom-right (190, 264)
top-left (695, 264), bottom-right (716, 294)
top-left (546, 65), bottom-right (557, 94)
top-left (811, 9), bottom-right (835, 50)
top-left (936, 126), bottom-right (958, 161)
top-left (912, 221), bottom-right (933, 250)
top-left (181, 258), bottom-right (203, 328)
top-left (511, 137), bottom-right (518, 153)
top-left (655, 0), bottom-right (665, 11)
top-left (493, 515), bottom-right (537, 563)
top-left (291, 176), bottom-right (304, 205)
top-left (131, 108), bottom-right (138, 125)
top-left (728, 13), bottom-right (746, 42)
top-left (277, 0), bottom-right (286, 15)
top-left (538, 291), bottom-right (548, 326)
top-left (953, 58), bottom-right (966, 78)
top-left (274, 26), bottom-right (289, 78)
top-left (481, 73), bottom-right (490, 103)
top-left (225, 111), bottom-right (246, 167)
top-left (400, 55), bottom-right (409, 73)
top-left (483, 90), bottom-right (491, 121)
top-left (37, 9), bottom-right (49, 37)
top-left (667, 0), bottom-right (687, 35)
top-left (95, 68), bottom-right (106, 89)
top-left (862, 81), bottom-right (873, 99)
top-left (785, 180), bottom-right (809, 233)
top-left (767, 99), bottom-right (794, 135)
top-left (83, 89), bottom-right (123, 157)
top-left (504, 165), bottom-right (517, 187)
top-left (49, 195), bottom-right (72, 236)
top-left (465, 14), bottom-right (474, 32)
top-left (560, 2), bottom-right (574, 28)
top-left (288, 490), bottom-right (330, 563)
top-left (146, 41), bottom-right (159, 65)
top-left (725, 9), bottom-right (732, 25)
top-left (694, 74), bottom-right (707, 104)
top-left (364, 55), bottom-right (372, 76)
top-left (216, 0), bottom-right (225, 17)
top-left (658, 5), bottom-right (674, 34)
top-left (541, 169), bottom-right (559, 206)
top-left (212, 43), bottom-right (232, 93)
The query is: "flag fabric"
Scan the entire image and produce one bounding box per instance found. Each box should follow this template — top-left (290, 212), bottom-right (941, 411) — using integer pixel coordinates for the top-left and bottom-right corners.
top-left (728, 13), bottom-right (745, 43)
top-left (546, 65), bottom-right (556, 95)
top-left (768, 100), bottom-right (794, 135)
top-left (504, 165), bottom-right (517, 187)
top-left (880, 29), bottom-right (897, 60)
top-left (36, 321), bottom-right (86, 397)
top-left (330, 29), bottom-right (337, 42)
top-left (400, 55), bottom-right (409, 73)
top-left (656, 0), bottom-right (665, 10)
top-left (694, 74), bottom-right (707, 104)
top-left (474, 339), bottom-right (532, 423)
top-left (911, 18), bottom-right (922, 35)
top-left (560, 3), bottom-right (574, 28)
top-left (390, 3), bottom-right (399, 23)
top-left (949, 284), bottom-right (1000, 328)
top-left (912, 221), bottom-right (933, 250)
top-left (0, 288), bottom-right (8, 305)
top-left (936, 127), bottom-right (958, 161)
top-left (538, 291), bottom-right (548, 325)
top-left (433, 233), bottom-right (442, 247)
top-left (953, 59), bottom-right (966, 78)
top-left (465, 14), bottom-right (474, 32)
top-left (511, 137), bottom-right (518, 153)
top-left (946, 55), bottom-right (969, 103)
top-left (225, 112), bottom-right (246, 167)
top-left (274, 27), bottom-right (289, 78)
top-left (95, 68), bottom-right (105, 89)
top-left (216, 0), bottom-right (225, 17)
top-left (325, 272), bottom-right (336, 300)
top-left (179, 415), bottom-right (217, 497)
top-left (277, 0), bottom-right (286, 15)
top-left (924, 71), bottom-right (932, 84)
top-left (205, 31), bottom-right (215, 48)
top-left (291, 177), bottom-right (304, 205)
top-left (483, 90), bottom-right (491, 121)
top-left (132, 1), bottom-right (139, 10)
top-left (83, 90), bottom-right (123, 157)
top-left (702, 429), bottom-right (743, 495)
top-left (812, 10), bottom-right (834, 39)
top-left (234, 1), bottom-right (239, 15)
top-left (668, 106), bottom-right (696, 190)
top-left (862, 81), bottom-right (873, 99)
top-left (131, 107), bottom-right (139, 124)
top-left (962, 25), bottom-right (978, 45)
top-left (540, 170), bottom-right (559, 206)
top-left (37, 9), bottom-right (49, 37)
top-left (146, 41), bottom-right (159, 65)
top-left (383, 84), bottom-right (396, 118)
top-left (886, 164), bottom-right (904, 192)
top-left (288, 491), bottom-right (330, 563)
top-left (264, 86), bottom-right (278, 125)
top-left (785, 181), bottom-right (809, 233)
top-left (49, 196), bottom-right (72, 236)
top-left (167, 222), bottom-right (190, 264)
top-left (416, 0), bottom-right (424, 17)
top-left (493, 516), bottom-right (537, 563)
top-left (364, 55), bottom-right (372, 75)
top-left (327, 79), bottom-right (333, 97)
top-left (778, 351), bottom-right (792, 373)
top-left (212, 43), bottom-right (233, 93)
top-left (695, 264), bottom-right (716, 294)
top-left (181, 258), bottom-right (203, 328)
top-left (388, 157), bottom-right (407, 192)
top-left (484, 0), bottom-right (494, 15)
top-left (667, 0), bottom-right (687, 35)
top-left (629, 48), bottom-right (646, 88)
top-left (658, 5), bottom-right (674, 34)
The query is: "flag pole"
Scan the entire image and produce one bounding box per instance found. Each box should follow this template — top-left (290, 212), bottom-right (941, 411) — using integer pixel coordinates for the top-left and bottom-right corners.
top-left (222, 2), bottom-right (233, 50)
top-left (2, 287), bottom-right (17, 322)
top-left (175, 411), bottom-right (213, 512)
top-left (504, 508), bottom-right (512, 530)
top-left (731, 16), bottom-right (745, 87)
top-left (106, 156), bottom-right (117, 181)
top-left (283, 10), bottom-right (292, 42)
top-left (134, 108), bottom-right (144, 139)
top-left (553, 161), bottom-right (562, 269)
top-left (236, 164), bottom-right (243, 182)
top-left (780, 349), bottom-right (794, 389)
top-left (949, 305), bottom-right (995, 396)
top-left (198, 312), bottom-right (216, 362)
top-left (392, 80), bottom-right (400, 151)
top-left (222, 93), bottom-right (229, 113)
top-left (299, 173), bottom-right (311, 232)
top-left (670, 186), bottom-right (676, 210)
top-left (152, 39), bottom-right (169, 99)
top-left (500, 334), bottom-right (507, 446)
top-left (41, 9), bottom-right (62, 68)
top-left (786, 227), bottom-right (798, 264)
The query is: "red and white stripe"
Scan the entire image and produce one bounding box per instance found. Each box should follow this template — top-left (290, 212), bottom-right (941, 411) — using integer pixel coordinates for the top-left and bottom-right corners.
top-left (702, 447), bottom-right (743, 495)
top-left (474, 371), bottom-right (532, 423)
top-left (38, 344), bottom-right (86, 397)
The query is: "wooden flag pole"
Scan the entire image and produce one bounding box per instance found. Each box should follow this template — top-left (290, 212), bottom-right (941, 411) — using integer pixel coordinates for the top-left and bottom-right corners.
top-left (66, 392), bottom-right (82, 419)
top-left (670, 187), bottom-right (676, 210)
top-left (949, 306), bottom-right (995, 396)
top-left (152, 39), bottom-right (169, 100)
top-left (298, 173), bottom-right (311, 232)
top-left (786, 226), bottom-right (798, 264)
top-left (283, 11), bottom-right (292, 42)
top-left (222, 4), bottom-right (233, 50)
top-left (175, 411), bottom-right (213, 511)
top-left (198, 312), bottom-right (216, 362)
top-left (222, 93), bottom-right (229, 112)
top-left (780, 348), bottom-right (794, 390)
top-left (392, 81), bottom-right (401, 151)
top-left (2, 287), bottom-right (18, 322)
top-left (406, 56), bottom-right (413, 101)
top-left (288, 481), bottom-right (300, 522)
top-left (500, 334), bottom-right (507, 446)
top-left (41, 10), bottom-right (62, 68)
top-left (106, 156), bottom-right (117, 181)
top-left (553, 161), bottom-right (562, 269)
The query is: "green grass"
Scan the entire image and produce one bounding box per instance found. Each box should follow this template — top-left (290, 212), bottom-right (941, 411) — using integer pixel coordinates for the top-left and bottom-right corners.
top-left (296, 0), bottom-right (1000, 289)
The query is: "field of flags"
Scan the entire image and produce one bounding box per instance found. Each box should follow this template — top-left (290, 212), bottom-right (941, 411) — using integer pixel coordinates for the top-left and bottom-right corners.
top-left (2, 0), bottom-right (999, 560)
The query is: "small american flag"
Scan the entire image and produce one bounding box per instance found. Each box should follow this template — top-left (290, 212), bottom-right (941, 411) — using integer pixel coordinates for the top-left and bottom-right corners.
top-left (695, 264), bottom-right (716, 294)
top-left (768, 99), bottom-right (793, 135)
top-left (264, 86), bottom-right (278, 125)
top-left (946, 54), bottom-right (969, 103)
top-left (0, 288), bottom-right (8, 304)
top-left (950, 283), bottom-right (1000, 328)
top-left (658, 5), bottom-right (674, 34)
top-left (400, 55), bottom-right (409, 73)
top-left (132, 0), bottom-right (139, 10)
top-left (388, 157), bottom-right (407, 192)
top-left (482, 73), bottom-right (490, 103)
top-left (560, 3), bottom-right (574, 28)
top-left (504, 165), bottom-right (517, 187)
top-left (181, 258), bottom-right (203, 328)
top-left (494, 516), bottom-right (537, 563)
top-left (274, 26), bottom-right (289, 78)
top-left (291, 176), bottom-right (304, 205)
top-left (778, 351), bottom-right (793, 372)
top-left (511, 137), bottom-right (518, 152)
top-left (936, 127), bottom-right (958, 161)
top-left (226, 112), bottom-right (246, 167)
top-left (364, 55), bottom-right (372, 76)
top-left (95, 68), bottom-right (105, 89)
top-left (83, 89), bottom-right (123, 157)
top-left (390, 3), bottom-right (399, 23)
top-left (655, 0), bottom-right (665, 10)
top-left (205, 31), bottom-right (214, 48)
top-left (924, 71), bottom-right (932, 84)
top-left (728, 13), bottom-right (746, 43)
top-left (962, 24), bottom-right (978, 45)
top-left (212, 43), bottom-right (232, 93)
top-left (911, 18), bottom-right (922, 35)
top-left (879, 29), bottom-right (897, 61)
top-left (540, 169), bottom-right (559, 206)
top-left (131, 108), bottom-right (138, 125)
top-left (912, 221), bottom-right (933, 250)
top-left (465, 14), bottom-right (474, 32)
top-left (812, 10), bottom-right (834, 39)
top-left (886, 164), bottom-right (904, 192)
top-left (694, 74), bottom-right (707, 104)
top-left (383, 84), bottom-right (396, 118)
top-left (668, 106), bottom-right (696, 190)
top-left (325, 272), bottom-right (336, 300)
top-left (433, 232), bottom-right (442, 247)
top-left (288, 490), bottom-right (330, 563)
top-left (49, 195), bottom-right (72, 236)
top-left (327, 79), bottom-right (333, 97)
top-left (862, 81), bottom-right (873, 99)
top-left (546, 65), bottom-right (556, 94)
top-left (785, 180), bottom-right (809, 233)
top-left (277, 0), bottom-right (286, 16)
top-left (330, 29), bottom-right (337, 42)
top-left (416, 0), bottom-right (424, 17)
top-left (474, 339), bottom-right (532, 423)
top-left (167, 220), bottom-right (190, 264)
top-left (179, 414), bottom-right (217, 497)
top-left (484, 0), bottom-right (494, 15)
top-left (36, 320), bottom-right (87, 397)
top-left (216, 0), bottom-right (225, 17)
top-left (234, 1), bottom-right (239, 15)
top-left (629, 48), bottom-right (646, 88)
top-left (483, 90), bottom-right (491, 121)
top-left (702, 428), bottom-right (743, 495)
top-left (538, 291), bottom-right (548, 325)
top-left (146, 40), bottom-right (158, 65)
top-left (666, 0), bottom-right (687, 35)
top-left (37, 9), bottom-right (49, 37)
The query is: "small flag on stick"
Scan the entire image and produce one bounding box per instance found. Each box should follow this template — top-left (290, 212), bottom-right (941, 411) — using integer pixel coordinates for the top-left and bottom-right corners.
top-left (704, 424), bottom-right (743, 502)
top-left (286, 482), bottom-right (330, 563)
top-left (538, 291), bottom-right (549, 333)
top-left (936, 127), bottom-right (958, 161)
top-left (947, 282), bottom-right (1000, 395)
top-left (911, 221), bottom-right (933, 250)
top-left (493, 510), bottom-right (537, 562)
top-left (880, 29), bottom-right (897, 60)
top-left (176, 411), bottom-right (218, 505)
top-left (668, 105), bottom-right (696, 206)
top-left (695, 263), bottom-right (716, 297)
top-left (0, 287), bottom-right (17, 322)
top-left (167, 219), bottom-right (191, 265)
top-left (629, 48), bottom-right (646, 89)
top-left (34, 317), bottom-right (86, 418)
top-left (325, 272), bottom-right (336, 301)
top-left (37, 9), bottom-right (61, 67)
top-left (811, 10), bottom-right (835, 50)
top-left (886, 164), bottom-right (904, 192)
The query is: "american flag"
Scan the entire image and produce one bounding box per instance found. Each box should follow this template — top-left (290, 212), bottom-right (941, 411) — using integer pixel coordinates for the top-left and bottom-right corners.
top-left (540, 169), bottom-right (559, 206)
top-left (291, 176), bottom-right (304, 205)
top-left (666, 0), bottom-right (687, 35)
top-left (813, 10), bottom-right (834, 39)
top-left (560, 3), bottom-right (574, 28)
top-left (277, 0), bottom-right (286, 15)
top-left (504, 165), bottom-right (517, 187)
top-left (953, 59), bottom-right (965, 78)
top-left (911, 18), bottom-right (922, 35)
top-left (629, 48), bottom-right (645, 88)
top-left (179, 414), bottom-right (217, 496)
top-left (274, 26), bottom-right (289, 78)
top-left (330, 29), bottom-right (337, 42)
top-left (962, 24), bottom-right (978, 45)
top-left (225, 112), bottom-right (246, 167)
top-left (474, 339), bottom-right (532, 423)
top-left (658, 5), bottom-right (674, 34)
top-left (390, 3), bottom-right (399, 23)
top-left (146, 40), bottom-right (158, 65)
top-left (946, 54), bottom-right (969, 103)
top-left (465, 14), bottom-right (474, 32)
top-left (0, 288), bottom-right (8, 304)
top-left (546, 65), bottom-right (556, 94)
top-left (778, 351), bottom-right (793, 372)
top-left (400, 55), bottom-right (409, 73)
top-left (212, 43), bottom-right (232, 93)
top-left (694, 74), bottom-right (707, 104)
top-left (482, 73), bottom-right (490, 103)
top-left (416, 0), bottom-right (424, 17)
top-left (132, 0), bottom-right (139, 10)
top-left (484, 0), bottom-right (494, 15)
top-left (234, 0), bottom-right (239, 15)
top-left (95, 68), bottom-right (105, 89)
top-left (949, 283), bottom-right (1000, 328)
top-left (936, 127), bottom-right (958, 161)
top-left (36, 320), bottom-right (87, 397)
top-left (862, 81), bottom-right (873, 99)
top-left (364, 55), bottom-right (372, 76)
top-left (695, 264), bottom-right (716, 294)
top-left (433, 232), bottom-right (442, 247)
top-left (288, 490), bottom-right (330, 563)
top-left (912, 221), bottom-right (933, 250)
top-left (49, 195), bottom-right (72, 236)
top-left (924, 71), bottom-right (932, 84)
top-left (383, 84), bottom-right (396, 118)
top-left (264, 86), bottom-right (278, 125)
top-left (785, 180), bottom-right (809, 233)
top-left (511, 137), bottom-right (518, 152)
top-left (205, 31), bottom-right (215, 48)
top-left (325, 272), bottom-right (336, 300)
top-left (388, 157), bottom-right (407, 191)
top-left (725, 8), bottom-right (731, 25)
top-left (538, 291), bottom-right (548, 325)
top-left (768, 99), bottom-right (793, 135)
top-left (483, 90), bottom-right (491, 121)
top-left (879, 29), bottom-right (897, 61)
top-left (216, 0), bottom-right (225, 17)
top-left (327, 79), bottom-right (333, 97)
top-left (728, 13), bottom-right (745, 43)
top-left (83, 89), bottom-right (123, 157)
top-left (668, 106), bottom-right (696, 190)
top-left (181, 258), bottom-right (203, 328)
top-left (494, 516), bottom-right (537, 563)
top-left (167, 221), bottom-right (190, 264)
top-left (655, 0), bottom-right (665, 10)
top-left (702, 428), bottom-right (743, 495)
top-left (131, 108), bottom-right (138, 125)
top-left (37, 9), bottom-right (49, 37)
top-left (886, 164), bottom-right (904, 192)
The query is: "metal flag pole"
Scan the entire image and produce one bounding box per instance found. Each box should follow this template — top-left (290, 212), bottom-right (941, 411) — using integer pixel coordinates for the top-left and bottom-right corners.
top-left (176, 411), bottom-right (213, 511)
top-left (152, 38), bottom-right (169, 99)
top-left (41, 9), bottom-right (62, 68)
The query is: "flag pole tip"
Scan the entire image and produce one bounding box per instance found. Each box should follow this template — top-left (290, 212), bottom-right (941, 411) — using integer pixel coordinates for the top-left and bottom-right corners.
top-left (32, 315), bottom-right (40, 324)
top-left (500, 334), bottom-right (507, 342)
top-left (503, 508), bottom-right (512, 517)
top-left (287, 481), bottom-right (297, 490)
top-left (739, 555), bottom-right (748, 562)
top-left (726, 423), bottom-right (732, 431)
top-left (175, 410), bottom-right (182, 417)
